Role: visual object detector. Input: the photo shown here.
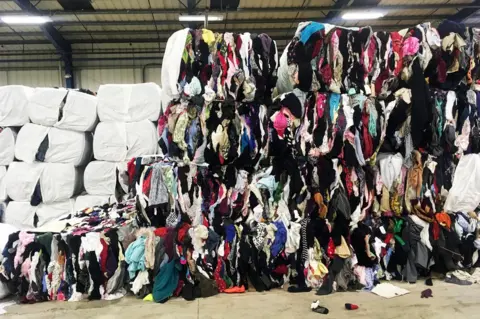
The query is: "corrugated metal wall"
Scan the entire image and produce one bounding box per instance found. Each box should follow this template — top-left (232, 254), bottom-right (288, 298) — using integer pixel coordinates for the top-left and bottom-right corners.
top-left (0, 66), bottom-right (161, 91)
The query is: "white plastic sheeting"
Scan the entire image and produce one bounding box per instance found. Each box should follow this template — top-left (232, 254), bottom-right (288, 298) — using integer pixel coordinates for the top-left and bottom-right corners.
top-left (3, 201), bottom-right (37, 230)
top-left (84, 161), bottom-right (128, 195)
top-left (0, 127), bottom-right (16, 165)
top-left (97, 83), bottom-right (162, 122)
top-left (0, 85), bottom-right (34, 126)
top-left (15, 123), bottom-right (93, 166)
top-left (445, 154), bottom-right (480, 212)
top-left (5, 162), bottom-right (81, 203)
top-left (5, 162), bottom-right (44, 202)
top-left (93, 120), bottom-right (158, 161)
top-left (27, 87), bottom-right (68, 126)
top-left (74, 194), bottom-right (114, 211)
top-left (54, 90), bottom-right (98, 132)
top-left (4, 200), bottom-right (74, 230)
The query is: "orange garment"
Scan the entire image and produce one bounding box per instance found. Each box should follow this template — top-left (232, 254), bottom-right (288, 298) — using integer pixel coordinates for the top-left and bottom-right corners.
top-left (435, 212), bottom-right (451, 229)
top-left (313, 192), bottom-right (328, 219)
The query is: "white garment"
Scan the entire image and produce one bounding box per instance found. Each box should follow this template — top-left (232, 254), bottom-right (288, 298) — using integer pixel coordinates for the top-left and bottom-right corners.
top-left (445, 91), bottom-right (456, 124)
top-left (379, 153), bottom-right (404, 191)
top-left (410, 215), bottom-right (433, 251)
top-left (445, 154), bottom-right (480, 212)
top-left (285, 222), bottom-right (301, 254)
top-left (131, 270), bottom-right (150, 294)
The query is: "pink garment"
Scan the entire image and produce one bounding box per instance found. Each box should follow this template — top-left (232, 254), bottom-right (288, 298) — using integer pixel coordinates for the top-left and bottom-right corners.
top-left (14, 231), bottom-right (35, 268)
top-left (21, 258), bottom-right (32, 278)
top-left (273, 111), bottom-right (288, 138)
top-left (402, 37), bottom-right (420, 57)
top-left (316, 93), bottom-right (327, 119)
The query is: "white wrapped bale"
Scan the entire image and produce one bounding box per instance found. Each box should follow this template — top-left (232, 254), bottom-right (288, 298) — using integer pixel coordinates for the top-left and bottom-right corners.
top-left (27, 87), bottom-right (68, 126)
top-left (15, 123), bottom-right (93, 166)
top-left (74, 195), bottom-right (115, 211)
top-left (0, 127), bottom-right (17, 165)
top-left (97, 83), bottom-right (161, 122)
top-left (4, 201), bottom-right (37, 230)
top-left (5, 162), bottom-right (45, 202)
top-left (54, 90), bottom-right (98, 132)
top-left (84, 161), bottom-right (128, 195)
top-left (93, 120), bottom-right (158, 161)
top-left (0, 85), bottom-right (34, 126)
top-left (4, 199), bottom-right (74, 230)
top-left (35, 199), bottom-right (74, 228)
top-left (0, 166), bottom-right (7, 202)
top-left (5, 162), bottom-right (82, 203)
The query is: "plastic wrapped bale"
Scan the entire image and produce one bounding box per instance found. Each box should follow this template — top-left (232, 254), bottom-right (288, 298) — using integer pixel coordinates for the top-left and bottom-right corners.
top-left (5, 161), bottom-right (45, 202)
top-left (54, 90), bottom-right (98, 132)
top-left (84, 161), bottom-right (128, 195)
top-left (4, 201), bottom-right (37, 229)
top-left (5, 162), bottom-right (82, 203)
top-left (15, 123), bottom-right (93, 166)
top-left (35, 199), bottom-right (74, 228)
top-left (74, 194), bottom-right (115, 211)
top-left (0, 166), bottom-right (7, 202)
top-left (27, 87), bottom-right (68, 126)
top-left (97, 83), bottom-right (162, 122)
top-left (93, 121), bottom-right (158, 161)
top-left (0, 127), bottom-right (17, 165)
top-left (0, 85), bottom-right (34, 126)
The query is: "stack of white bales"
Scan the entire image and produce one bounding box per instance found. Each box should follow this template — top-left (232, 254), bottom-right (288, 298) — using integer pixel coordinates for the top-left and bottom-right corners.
top-left (3, 87), bottom-right (97, 229)
top-left (84, 83), bottom-right (161, 207)
top-left (0, 86), bottom-right (34, 218)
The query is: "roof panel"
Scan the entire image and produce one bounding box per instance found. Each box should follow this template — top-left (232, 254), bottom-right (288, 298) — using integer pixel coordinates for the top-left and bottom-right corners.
top-left (0, 1), bottom-right (20, 11)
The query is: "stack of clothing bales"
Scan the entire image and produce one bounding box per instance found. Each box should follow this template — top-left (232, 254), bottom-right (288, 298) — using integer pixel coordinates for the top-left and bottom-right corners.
top-left (0, 200), bottom-right (138, 302)
top-left (85, 83), bottom-right (162, 207)
top-left (0, 86), bottom-right (34, 218)
top-left (159, 28), bottom-right (277, 165)
top-left (2, 87), bottom-right (97, 229)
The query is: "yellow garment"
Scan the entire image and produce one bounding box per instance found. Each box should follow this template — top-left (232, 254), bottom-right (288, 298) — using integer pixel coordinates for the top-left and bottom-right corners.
top-left (312, 239), bottom-right (328, 277)
top-left (202, 29), bottom-right (215, 45)
top-left (143, 293), bottom-right (153, 301)
top-left (380, 185), bottom-right (391, 212)
top-left (335, 236), bottom-right (351, 258)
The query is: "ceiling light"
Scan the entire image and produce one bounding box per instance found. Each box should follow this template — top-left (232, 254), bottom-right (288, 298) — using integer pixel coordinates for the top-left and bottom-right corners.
top-left (178, 14), bottom-right (224, 22)
top-left (342, 11), bottom-right (384, 20)
top-left (1, 15), bottom-right (52, 24)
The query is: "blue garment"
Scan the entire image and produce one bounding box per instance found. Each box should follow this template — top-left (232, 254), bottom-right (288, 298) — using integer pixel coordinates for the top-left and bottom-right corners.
top-left (299, 22), bottom-right (324, 44)
top-left (187, 118), bottom-right (198, 156)
top-left (152, 260), bottom-right (180, 302)
top-left (124, 236), bottom-right (146, 279)
top-left (225, 224), bottom-right (236, 242)
top-left (271, 221), bottom-right (287, 257)
top-left (329, 93), bottom-right (341, 122)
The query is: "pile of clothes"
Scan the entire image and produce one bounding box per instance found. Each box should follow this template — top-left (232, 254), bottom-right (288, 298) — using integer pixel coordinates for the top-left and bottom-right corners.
top-left (5, 21), bottom-right (480, 304)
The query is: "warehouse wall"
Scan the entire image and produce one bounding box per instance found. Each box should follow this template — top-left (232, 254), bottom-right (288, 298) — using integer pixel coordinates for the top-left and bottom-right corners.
top-left (0, 66), bottom-right (161, 91)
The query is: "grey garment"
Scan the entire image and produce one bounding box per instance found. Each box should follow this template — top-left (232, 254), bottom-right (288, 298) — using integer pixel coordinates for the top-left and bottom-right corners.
top-left (403, 217), bottom-right (427, 283)
top-left (293, 88), bottom-right (307, 117)
top-left (258, 33), bottom-right (273, 60)
top-left (153, 238), bottom-right (166, 276)
top-left (329, 187), bottom-right (351, 220)
top-left (106, 260), bottom-right (126, 294)
top-left (149, 164), bottom-right (169, 205)
top-left (354, 130), bottom-right (366, 166)
top-left (335, 257), bottom-right (354, 291)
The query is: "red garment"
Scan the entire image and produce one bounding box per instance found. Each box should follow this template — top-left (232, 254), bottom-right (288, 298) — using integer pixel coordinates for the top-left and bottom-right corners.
top-left (154, 227), bottom-right (168, 237)
top-left (214, 258), bottom-right (227, 292)
top-left (273, 264), bottom-right (288, 275)
top-left (142, 169), bottom-right (152, 197)
top-left (100, 238), bottom-right (108, 280)
top-left (361, 112), bottom-right (373, 159)
top-left (327, 238), bottom-right (335, 258)
top-left (223, 242), bottom-right (230, 260)
top-left (174, 280), bottom-right (184, 297)
top-left (126, 158), bottom-right (136, 184)
top-left (390, 32), bottom-right (404, 76)
top-left (382, 233), bottom-right (394, 256)
top-left (177, 223), bottom-right (191, 243)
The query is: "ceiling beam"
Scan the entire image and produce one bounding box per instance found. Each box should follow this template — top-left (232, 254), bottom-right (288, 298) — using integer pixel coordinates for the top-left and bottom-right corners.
top-left (0, 4), bottom-right (479, 15)
top-left (447, 0), bottom-right (480, 22)
top-left (0, 15), bottom-right (448, 27)
top-left (11, 0), bottom-right (74, 88)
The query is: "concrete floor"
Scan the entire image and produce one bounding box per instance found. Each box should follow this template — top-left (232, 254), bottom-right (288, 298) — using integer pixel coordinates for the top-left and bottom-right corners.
top-left (1, 280), bottom-right (478, 319)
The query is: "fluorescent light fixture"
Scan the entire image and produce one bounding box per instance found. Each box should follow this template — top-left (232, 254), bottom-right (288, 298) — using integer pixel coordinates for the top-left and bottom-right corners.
top-left (1, 15), bottom-right (52, 24)
top-left (178, 14), bottom-right (224, 22)
top-left (342, 11), bottom-right (384, 20)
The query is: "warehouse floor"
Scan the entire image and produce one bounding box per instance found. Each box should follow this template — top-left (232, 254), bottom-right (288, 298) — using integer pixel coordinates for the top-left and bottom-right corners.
top-left (1, 280), bottom-right (477, 319)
